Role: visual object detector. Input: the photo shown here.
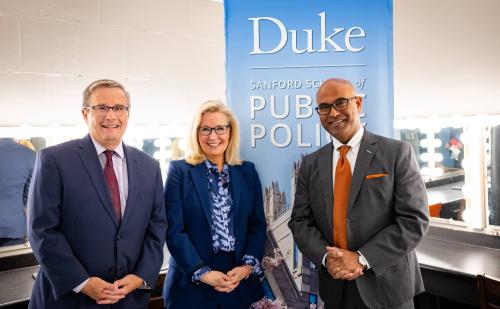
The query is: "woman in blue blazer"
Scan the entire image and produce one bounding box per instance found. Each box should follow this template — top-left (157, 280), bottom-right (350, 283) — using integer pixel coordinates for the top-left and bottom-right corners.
top-left (163, 100), bottom-right (267, 309)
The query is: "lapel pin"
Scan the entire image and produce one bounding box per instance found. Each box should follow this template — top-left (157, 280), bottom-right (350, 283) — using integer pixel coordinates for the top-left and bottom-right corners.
top-left (366, 149), bottom-right (373, 154)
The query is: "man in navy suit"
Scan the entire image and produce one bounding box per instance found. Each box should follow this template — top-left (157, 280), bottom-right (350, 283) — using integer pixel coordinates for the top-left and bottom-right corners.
top-left (0, 138), bottom-right (36, 247)
top-left (27, 79), bottom-right (167, 308)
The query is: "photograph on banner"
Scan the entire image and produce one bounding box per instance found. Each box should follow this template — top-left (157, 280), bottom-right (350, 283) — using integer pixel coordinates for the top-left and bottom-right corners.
top-left (225, 0), bottom-right (393, 307)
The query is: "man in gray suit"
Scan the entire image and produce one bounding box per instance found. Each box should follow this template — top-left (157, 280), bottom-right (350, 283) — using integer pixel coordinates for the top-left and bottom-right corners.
top-left (0, 138), bottom-right (36, 247)
top-left (288, 78), bottom-right (429, 309)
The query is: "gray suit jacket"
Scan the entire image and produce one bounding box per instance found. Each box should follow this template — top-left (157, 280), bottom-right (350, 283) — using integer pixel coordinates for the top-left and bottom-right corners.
top-left (288, 130), bottom-right (429, 309)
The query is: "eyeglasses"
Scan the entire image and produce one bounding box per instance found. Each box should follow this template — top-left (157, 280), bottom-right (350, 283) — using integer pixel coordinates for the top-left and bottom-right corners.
top-left (84, 105), bottom-right (129, 116)
top-left (198, 125), bottom-right (230, 136)
top-left (315, 97), bottom-right (357, 115)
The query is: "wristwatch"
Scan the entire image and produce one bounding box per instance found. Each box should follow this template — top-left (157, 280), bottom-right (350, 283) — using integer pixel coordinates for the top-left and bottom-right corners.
top-left (357, 251), bottom-right (368, 271)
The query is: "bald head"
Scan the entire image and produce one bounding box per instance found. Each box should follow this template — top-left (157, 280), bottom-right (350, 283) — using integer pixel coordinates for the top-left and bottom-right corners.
top-left (316, 78), bottom-right (356, 102)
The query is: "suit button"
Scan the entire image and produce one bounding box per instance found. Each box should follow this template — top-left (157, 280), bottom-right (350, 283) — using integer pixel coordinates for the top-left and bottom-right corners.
top-left (117, 234), bottom-right (121, 240)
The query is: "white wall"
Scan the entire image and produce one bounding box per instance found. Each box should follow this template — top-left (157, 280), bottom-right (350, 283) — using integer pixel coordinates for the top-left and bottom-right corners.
top-left (0, 0), bottom-right (225, 126)
top-left (1, 0), bottom-right (499, 126)
top-left (394, 0), bottom-right (500, 118)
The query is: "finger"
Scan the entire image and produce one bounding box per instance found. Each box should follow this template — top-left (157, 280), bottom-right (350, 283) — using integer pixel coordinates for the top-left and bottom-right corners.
top-left (115, 285), bottom-right (132, 295)
top-left (114, 278), bottom-right (128, 287)
top-left (334, 269), bottom-right (351, 280)
top-left (214, 286), bottom-right (232, 293)
top-left (97, 294), bottom-right (124, 303)
top-left (339, 272), bottom-right (355, 280)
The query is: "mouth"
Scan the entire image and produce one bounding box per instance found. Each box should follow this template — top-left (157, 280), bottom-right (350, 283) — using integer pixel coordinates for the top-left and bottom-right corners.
top-left (329, 119), bottom-right (345, 125)
top-left (206, 142), bottom-right (221, 148)
top-left (102, 124), bottom-right (119, 129)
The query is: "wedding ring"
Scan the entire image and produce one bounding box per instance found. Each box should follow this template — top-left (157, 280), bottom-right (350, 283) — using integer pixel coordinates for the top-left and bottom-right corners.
top-left (336, 266), bottom-right (340, 272)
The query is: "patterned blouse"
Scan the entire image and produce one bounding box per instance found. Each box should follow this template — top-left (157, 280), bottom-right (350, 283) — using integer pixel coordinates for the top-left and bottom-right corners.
top-left (191, 160), bottom-right (262, 282)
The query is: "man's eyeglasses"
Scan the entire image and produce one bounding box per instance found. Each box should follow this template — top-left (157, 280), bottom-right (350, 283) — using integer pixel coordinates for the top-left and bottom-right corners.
top-left (198, 125), bottom-right (230, 136)
top-left (84, 105), bottom-right (129, 116)
top-left (315, 96), bottom-right (357, 115)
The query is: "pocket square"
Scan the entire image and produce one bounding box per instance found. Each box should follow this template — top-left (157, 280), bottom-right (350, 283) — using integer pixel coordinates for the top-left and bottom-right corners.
top-left (365, 173), bottom-right (388, 179)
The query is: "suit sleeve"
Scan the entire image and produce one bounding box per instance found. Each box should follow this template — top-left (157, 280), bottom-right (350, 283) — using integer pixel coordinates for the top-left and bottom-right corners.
top-left (288, 155), bottom-right (330, 267)
top-left (242, 163), bottom-right (267, 261)
top-left (360, 142), bottom-right (429, 276)
top-left (133, 162), bottom-right (167, 287)
top-left (164, 162), bottom-right (206, 276)
top-left (27, 150), bottom-right (89, 300)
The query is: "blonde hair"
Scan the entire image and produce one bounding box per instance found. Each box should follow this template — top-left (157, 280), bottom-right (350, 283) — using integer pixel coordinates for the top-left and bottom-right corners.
top-left (186, 100), bottom-right (242, 166)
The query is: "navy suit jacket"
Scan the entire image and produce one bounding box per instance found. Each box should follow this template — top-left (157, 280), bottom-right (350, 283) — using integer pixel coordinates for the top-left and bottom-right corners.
top-left (163, 159), bottom-right (266, 309)
top-left (0, 138), bottom-right (36, 239)
top-left (27, 135), bottom-right (167, 309)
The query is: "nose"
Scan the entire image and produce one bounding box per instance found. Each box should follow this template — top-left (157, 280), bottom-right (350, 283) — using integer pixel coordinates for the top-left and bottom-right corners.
top-left (329, 107), bottom-right (341, 117)
top-left (208, 129), bottom-right (219, 138)
top-left (104, 108), bottom-right (116, 119)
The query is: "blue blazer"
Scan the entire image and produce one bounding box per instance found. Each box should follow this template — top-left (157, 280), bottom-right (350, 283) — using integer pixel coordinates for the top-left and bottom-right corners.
top-left (163, 159), bottom-right (266, 309)
top-left (27, 135), bottom-right (167, 309)
top-left (0, 138), bottom-right (35, 239)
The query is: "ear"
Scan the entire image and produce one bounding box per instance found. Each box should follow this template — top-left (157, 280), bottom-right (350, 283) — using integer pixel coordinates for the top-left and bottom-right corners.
top-left (82, 108), bottom-right (89, 123)
top-left (355, 96), bottom-right (363, 112)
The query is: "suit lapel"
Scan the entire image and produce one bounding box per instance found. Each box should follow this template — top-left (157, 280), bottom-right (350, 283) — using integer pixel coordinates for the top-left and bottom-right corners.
top-left (190, 163), bottom-right (212, 226)
top-left (348, 131), bottom-right (377, 211)
top-left (229, 165), bottom-right (241, 241)
top-left (121, 144), bottom-right (139, 226)
top-left (317, 143), bottom-right (334, 234)
top-left (77, 135), bottom-right (119, 228)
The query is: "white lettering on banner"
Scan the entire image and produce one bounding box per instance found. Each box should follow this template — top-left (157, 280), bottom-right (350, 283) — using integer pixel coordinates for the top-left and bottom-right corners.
top-left (249, 12), bottom-right (366, 55)
top-left (295, 95), bottom-right (313, 119)
top-left (250, 80), bottom-right (302, 90)
top-left (250, 122), bottom-right (330, 148)
top-left (250, 96), bottom-right (265, 120)
top-left (250, 123), bottom-right (266, 147)
top-left (249, 95), bottom-right (315, 120)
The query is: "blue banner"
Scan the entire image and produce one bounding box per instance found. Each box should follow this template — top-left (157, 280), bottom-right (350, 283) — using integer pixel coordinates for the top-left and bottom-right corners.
top-left (225, 1), bottom-right (393, 306)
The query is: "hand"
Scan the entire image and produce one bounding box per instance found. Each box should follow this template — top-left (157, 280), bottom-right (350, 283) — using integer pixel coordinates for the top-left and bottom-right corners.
top-left (227, 265), bottom-right (252, 285)
top-left (81, 277), bottom-right (123, 304)
top-left (200, 270), bottom-right (239, 293)
top-left (326, 246), bottom-right (364, 281)
top-left (105, 274), bottom-right (144, 302)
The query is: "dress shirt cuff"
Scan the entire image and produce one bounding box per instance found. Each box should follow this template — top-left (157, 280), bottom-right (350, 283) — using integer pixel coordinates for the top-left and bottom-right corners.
top-left (138, 279), bottom-right (151, 290)
top-left (322, 252), bottom-right (328, 267)
top-left (242, 254), bottom-right (262, 276)
top-left (357, 251), bottom-right (371, 269)
top-left (73, 278), bottom-right (89, 293)
top-left (192, 266), bottom-right (211, 282)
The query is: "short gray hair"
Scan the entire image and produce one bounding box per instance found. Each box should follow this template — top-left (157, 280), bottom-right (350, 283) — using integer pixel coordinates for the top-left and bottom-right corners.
top-left (82, 79), bottom-right (130, 107)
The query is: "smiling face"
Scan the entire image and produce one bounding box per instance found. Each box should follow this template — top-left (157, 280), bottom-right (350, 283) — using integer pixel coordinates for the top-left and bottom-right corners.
top-left (82, 87), bottom-right (129, 149)
top-left (198, 112), bottom-right (230, 166)
top-left (316, 79), bottom-right (362, 144)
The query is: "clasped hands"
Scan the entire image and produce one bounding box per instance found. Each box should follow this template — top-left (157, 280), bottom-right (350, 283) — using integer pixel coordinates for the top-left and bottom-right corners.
top-left (200, 265), bottom-right (252, 293)
top-left (326, 246), bottom-right (364, 281)
top-left (81, 274), bottom-right (144, 304)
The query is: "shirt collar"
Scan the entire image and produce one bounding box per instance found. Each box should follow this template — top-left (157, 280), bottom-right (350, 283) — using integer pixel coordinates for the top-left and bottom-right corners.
top-left (331, 125), bottom-right (364, 154)
top-left (90, 137), bottom-right (125, 159)
top-left (204, 159), bottom-right (228, 175)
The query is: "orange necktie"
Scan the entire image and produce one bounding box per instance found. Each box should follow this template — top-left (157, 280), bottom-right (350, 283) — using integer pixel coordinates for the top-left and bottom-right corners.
top-left (333, 145), bottom-right (352, 249)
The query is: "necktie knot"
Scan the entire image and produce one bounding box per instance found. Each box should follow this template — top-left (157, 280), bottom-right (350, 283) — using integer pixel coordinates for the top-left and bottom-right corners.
top-left (338, 145), bottom-right (350, 157)
top-left (104, 150), bottom-right (114, 162)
